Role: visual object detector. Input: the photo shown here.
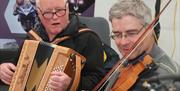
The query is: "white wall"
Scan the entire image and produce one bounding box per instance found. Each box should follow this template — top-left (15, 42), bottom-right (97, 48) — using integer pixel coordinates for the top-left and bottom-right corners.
top-left (94, 0), bottom-right (180, 64)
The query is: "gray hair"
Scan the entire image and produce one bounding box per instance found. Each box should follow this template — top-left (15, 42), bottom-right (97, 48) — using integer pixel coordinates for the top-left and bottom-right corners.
top-left (36, 0), bottom-right (68, 7)
top-left (109, 0), bottom-right (152, 25)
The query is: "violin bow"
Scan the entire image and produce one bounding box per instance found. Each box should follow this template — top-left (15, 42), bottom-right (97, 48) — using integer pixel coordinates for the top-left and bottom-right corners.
top-left (93, 0), bottom-right (172, 90)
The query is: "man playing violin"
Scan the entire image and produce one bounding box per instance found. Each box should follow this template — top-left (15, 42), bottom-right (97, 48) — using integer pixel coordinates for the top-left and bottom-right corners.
top-left (0, 0), bottom-right (105, 90)
top-left (109, 0), bottom-right (180, 90)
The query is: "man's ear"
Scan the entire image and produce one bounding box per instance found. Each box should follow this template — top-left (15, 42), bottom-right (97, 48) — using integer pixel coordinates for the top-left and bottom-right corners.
top-left (66, 0), bottom-right (69, 8)
top-left (36, 8), bottom-right (41, 17)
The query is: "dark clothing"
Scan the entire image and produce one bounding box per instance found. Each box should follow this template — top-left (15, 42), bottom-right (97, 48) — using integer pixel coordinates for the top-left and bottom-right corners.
top-left (0, 15), bottom-right (106, 91)
top-left (129, 44), bottom-right (180, 91)
top-left (35, 15), bottom-right (105, 90)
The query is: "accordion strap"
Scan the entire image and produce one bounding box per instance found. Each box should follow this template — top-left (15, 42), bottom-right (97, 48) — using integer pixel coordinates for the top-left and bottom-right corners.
top-left (52, 28), bottom-right (91, 44)
top-left (28, 28), bottom-right (92, 44)
top-left (27, 29), bottom-right (43, 41)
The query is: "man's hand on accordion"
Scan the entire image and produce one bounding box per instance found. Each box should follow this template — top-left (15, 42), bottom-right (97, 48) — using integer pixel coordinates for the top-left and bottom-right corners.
top-left (48, 71), bottom-right (72, 91)
top-left (0, 63), bottom-right (16, 85)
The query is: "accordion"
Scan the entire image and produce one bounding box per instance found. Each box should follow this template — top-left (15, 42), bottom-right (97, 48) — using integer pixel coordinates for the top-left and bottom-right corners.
top-left (9, 40), bottom-right (86, 91)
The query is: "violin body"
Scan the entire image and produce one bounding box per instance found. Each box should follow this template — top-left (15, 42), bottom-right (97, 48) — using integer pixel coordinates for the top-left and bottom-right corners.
top-left (111, 55), bottom-right (152, 91)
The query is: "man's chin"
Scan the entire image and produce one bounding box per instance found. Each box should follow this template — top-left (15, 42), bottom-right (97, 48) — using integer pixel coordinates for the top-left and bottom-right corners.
top-left (50, 28), bottom-right (63, 34)
top-left (121, 51), bottom-right (130, 56)
top-left (122, 52), bottom-right (137, 60)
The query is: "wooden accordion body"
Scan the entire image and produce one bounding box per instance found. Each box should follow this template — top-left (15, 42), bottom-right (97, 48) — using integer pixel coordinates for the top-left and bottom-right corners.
top-left (9, 40), bottom-right (86, 91)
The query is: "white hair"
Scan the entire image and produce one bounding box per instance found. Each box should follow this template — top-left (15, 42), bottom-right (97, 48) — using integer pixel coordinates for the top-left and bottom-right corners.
top-left (36, 0), bottom-right (68, 7)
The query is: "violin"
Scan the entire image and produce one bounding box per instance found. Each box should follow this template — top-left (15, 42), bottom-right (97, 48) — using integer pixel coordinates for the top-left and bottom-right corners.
top-left (93, 0), bottom-right (172, 91)
top-left (111, 54), bottom-right (152, 91)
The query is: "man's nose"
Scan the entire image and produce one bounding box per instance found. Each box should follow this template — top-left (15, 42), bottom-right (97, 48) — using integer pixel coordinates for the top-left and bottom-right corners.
top-left (52, 13), bottom-right (59, 19)
top-left (119, 35), bottom-right (130, 45)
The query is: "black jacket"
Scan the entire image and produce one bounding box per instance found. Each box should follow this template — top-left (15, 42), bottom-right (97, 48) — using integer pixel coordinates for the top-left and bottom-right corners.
top-left (35, 15), bottom-right (106, 90)
top-left (0, 15), bottom-right (105, 91)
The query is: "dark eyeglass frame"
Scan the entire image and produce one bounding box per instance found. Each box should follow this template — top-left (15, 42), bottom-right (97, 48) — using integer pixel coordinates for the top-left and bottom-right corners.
top-left (37, 1), bottom-right (68, 20)
top-left (110, 25), bottom-right (145, 40)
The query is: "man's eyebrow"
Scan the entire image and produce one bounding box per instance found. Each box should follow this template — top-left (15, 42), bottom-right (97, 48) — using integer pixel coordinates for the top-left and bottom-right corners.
top-left (112, 29), bottom-right (139, 33)
top-left (43, 8), bottom-right (52, 11)
top-left (55, 7), bottom-right (66, 9)
top-left (112, 31), bottom-right (120, 33)
top-left (44, 7), bottom-right (65, 11)
top-left (126, 29), bottom-right (139, 32)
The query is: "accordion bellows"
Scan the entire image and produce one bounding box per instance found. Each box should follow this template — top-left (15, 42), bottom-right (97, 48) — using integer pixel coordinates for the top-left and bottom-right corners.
top-left (9, 40), bottom-right (86, 91)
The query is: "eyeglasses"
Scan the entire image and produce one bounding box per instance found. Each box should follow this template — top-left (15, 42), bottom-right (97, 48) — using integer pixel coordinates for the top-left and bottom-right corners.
top-left (38, 7), bottom-right (66, 19)
top-left (37, 1), bottom-right (68, 20)
top-left (110, 25), bottom-right (145, 40)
